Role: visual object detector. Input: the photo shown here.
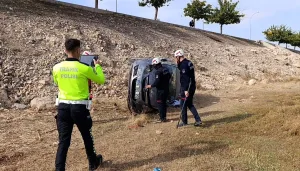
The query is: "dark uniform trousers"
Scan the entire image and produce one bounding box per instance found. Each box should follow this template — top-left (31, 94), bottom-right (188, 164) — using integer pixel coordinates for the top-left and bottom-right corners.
top-left (152, 65), bottom-right (171, 121)
top-left (157, 90), bottom-right (168, 121)
top-left (55, 103), bottom-right (97, 171)
top-left (180, 86), bottom-right (201, 124)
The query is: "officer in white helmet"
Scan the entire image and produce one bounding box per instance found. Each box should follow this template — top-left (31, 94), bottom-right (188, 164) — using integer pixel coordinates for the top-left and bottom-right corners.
top-left (174, 49), bottom-right (202, 127)
top-left (145, 57), bottom-right (171, 122)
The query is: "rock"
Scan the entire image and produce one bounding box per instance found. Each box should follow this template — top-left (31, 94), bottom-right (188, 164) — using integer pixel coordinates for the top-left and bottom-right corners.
top-left (248, 79), bottom-right (257, 86)
top-left (110, 90), bottom-right (116, 96)
top-left (156, 130), bottom-right (163, 135)
top-left (38, 80), bottom-right (48, 85)
top-left (250, 49), bottom-right (258, 54)
top-left (130, 44), bottom-right (135, 49)
top-left (44, 70), bottom-right (51, 75)
top-left (0, 89), bottom-right (9, 101)
top-left (0, 89), bottom-right (10, 107)
top-left (292, 61), bottom-right (300, 68)
top-left (226, 76), bottom-right (234, 82)
top-left (12, 103), bottom-right (27, 109)
top-left (199, 66), bottom-right (208, 72)
top-left (201, 84), bottom-right (216, 90)
top-left (261, 79), bottom-right (269, 84)
top-left (234, 86), bottom-right (241, 91)
top-left (30, 96), bottom-right (55, 111)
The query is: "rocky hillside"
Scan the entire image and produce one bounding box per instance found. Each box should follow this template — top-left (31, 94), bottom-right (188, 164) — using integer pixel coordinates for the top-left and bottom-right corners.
top-left (0, 0), bottom-right (300, 108)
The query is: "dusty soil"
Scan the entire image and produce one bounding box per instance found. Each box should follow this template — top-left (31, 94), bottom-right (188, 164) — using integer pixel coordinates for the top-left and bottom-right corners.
top-left (1, 81), bottom-right (300, 171)
top-left (0, 1), bottom-right (300, 170)
top-left (1, 0), bottom-right (300, 106)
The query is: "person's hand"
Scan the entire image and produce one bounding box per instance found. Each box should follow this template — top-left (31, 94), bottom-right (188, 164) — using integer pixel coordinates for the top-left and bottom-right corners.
top-left (93, 59), bottom-right (101, 66)
top-left (185, 91), bottom-right (189, 97)
top-left (145, 85), bottom-right (151, 89)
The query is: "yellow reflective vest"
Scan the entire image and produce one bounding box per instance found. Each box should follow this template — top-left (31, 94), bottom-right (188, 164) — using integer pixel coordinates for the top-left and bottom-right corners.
top-left (52, 58), bottom-right (105, 100)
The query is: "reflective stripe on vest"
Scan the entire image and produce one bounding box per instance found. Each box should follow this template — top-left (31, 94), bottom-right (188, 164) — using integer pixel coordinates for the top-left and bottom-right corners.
top-left (58, 99), bottom-right (89, 105)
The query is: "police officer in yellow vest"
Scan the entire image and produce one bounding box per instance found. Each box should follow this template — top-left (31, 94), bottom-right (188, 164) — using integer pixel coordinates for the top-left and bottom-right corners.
top-left (52, 39), bottom-right (105, 171)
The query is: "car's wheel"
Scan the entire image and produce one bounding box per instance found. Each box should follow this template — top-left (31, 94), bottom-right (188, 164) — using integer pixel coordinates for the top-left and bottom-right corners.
top-left (127, 94), bottom-right (143, 115)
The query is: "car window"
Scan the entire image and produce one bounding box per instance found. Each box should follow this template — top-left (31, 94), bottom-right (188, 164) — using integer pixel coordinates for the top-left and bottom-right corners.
top-left (143, 65), bottom-right (153, 75)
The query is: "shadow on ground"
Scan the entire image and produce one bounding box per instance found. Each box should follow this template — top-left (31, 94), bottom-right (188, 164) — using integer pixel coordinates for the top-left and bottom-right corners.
top-left (200, 110), bottom-right (225, 117)
top-left (101, 140), bottom-right (228, 170)
top-left (200, 113), bottom-right (253, 128)
top-left (93, 117), bottom-right (129, 124)
top-left (194, 93), bottom-right (220, 109)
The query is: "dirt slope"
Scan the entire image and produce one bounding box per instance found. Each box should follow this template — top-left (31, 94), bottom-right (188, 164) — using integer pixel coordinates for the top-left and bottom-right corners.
top-left (0, 0), bottom-right (299, 106)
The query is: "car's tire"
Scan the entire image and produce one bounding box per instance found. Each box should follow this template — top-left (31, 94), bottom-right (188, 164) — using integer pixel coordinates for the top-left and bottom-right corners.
top-left (127, 94), bottom-right (143, 115)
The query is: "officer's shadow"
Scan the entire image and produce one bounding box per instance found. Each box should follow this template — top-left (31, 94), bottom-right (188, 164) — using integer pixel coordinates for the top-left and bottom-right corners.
top-left (193, 93), bottom-right (220, 109)
top-left (99, 140), bottom-right (228, 170)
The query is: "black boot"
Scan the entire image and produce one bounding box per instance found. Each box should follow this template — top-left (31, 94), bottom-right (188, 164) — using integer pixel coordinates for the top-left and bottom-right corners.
top-left (89, 154), bottom-right (103, 171)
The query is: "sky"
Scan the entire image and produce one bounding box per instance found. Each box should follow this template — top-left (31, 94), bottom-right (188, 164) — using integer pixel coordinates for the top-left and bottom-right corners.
top-left (58, 0), bottom-right (300, 49)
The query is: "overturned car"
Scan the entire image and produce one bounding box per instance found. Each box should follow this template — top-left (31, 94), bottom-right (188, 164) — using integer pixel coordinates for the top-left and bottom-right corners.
top-left (127, 58), bottom-right (181, 114)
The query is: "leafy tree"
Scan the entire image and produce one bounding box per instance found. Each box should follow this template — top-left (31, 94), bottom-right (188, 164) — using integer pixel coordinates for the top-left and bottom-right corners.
top-left (206, 0), bottom-right (244, 34)
top-left (183, 0), bottom-right (212, 28)
top-left (263, 25), bottom-right (293, 47)
top-left (263, 25), bottom-right (280, 43)
top-left (288, 32), bottom-right (300, 50)
top-left (138, 0), bottom-right (172, 20)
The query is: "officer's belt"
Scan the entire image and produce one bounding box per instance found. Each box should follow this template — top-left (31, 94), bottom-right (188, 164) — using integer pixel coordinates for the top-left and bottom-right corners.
top-left (58, 99), bottom-right (89, 105)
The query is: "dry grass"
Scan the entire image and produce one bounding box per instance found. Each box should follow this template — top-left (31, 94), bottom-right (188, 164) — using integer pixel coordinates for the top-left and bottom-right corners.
top-left (1, 82), bottom-right (300, 171)
top-left (129, 114), bottom-right (152, 128)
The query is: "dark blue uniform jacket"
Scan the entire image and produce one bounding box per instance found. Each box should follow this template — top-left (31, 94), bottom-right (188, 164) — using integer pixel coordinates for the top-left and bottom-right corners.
top-left (178, 58), bottom-right (196, 91)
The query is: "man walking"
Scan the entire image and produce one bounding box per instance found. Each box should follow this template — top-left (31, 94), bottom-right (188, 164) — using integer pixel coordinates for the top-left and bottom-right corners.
top-left (146, 57), bottom-right (171, 122)
top-left (52, 39), bottom-right (106, 171)
top-left (174, 49), bottom-right (202, 127)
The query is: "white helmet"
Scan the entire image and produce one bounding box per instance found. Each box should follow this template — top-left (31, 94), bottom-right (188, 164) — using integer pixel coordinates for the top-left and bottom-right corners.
top-left (152, 57), bottom-right (161, 65)
top-left (82, 51), bottom-right (92, 55)
top-left (174, 49), bottom-right (184, 57)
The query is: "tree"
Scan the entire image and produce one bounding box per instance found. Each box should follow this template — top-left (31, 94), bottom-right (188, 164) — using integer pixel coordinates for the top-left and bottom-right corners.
top-left (183, 0), bottom-right (212, 28)
top-left (206, 0), bottom-right (244, 34)
top-left (95, 0), bottom-right (103, 9)
top-left (288, 32), bottom-right (300, 50)
top-left (263, 25), bottom-right (280, 43)
top-left (263, 25), bottom-right (293, 47)
top-left (138, 0), bottom-right (172, 20)
top-left (281, 26), bottom-right (293, 48)
top-left (95, 0), bottom-right (98, 9)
